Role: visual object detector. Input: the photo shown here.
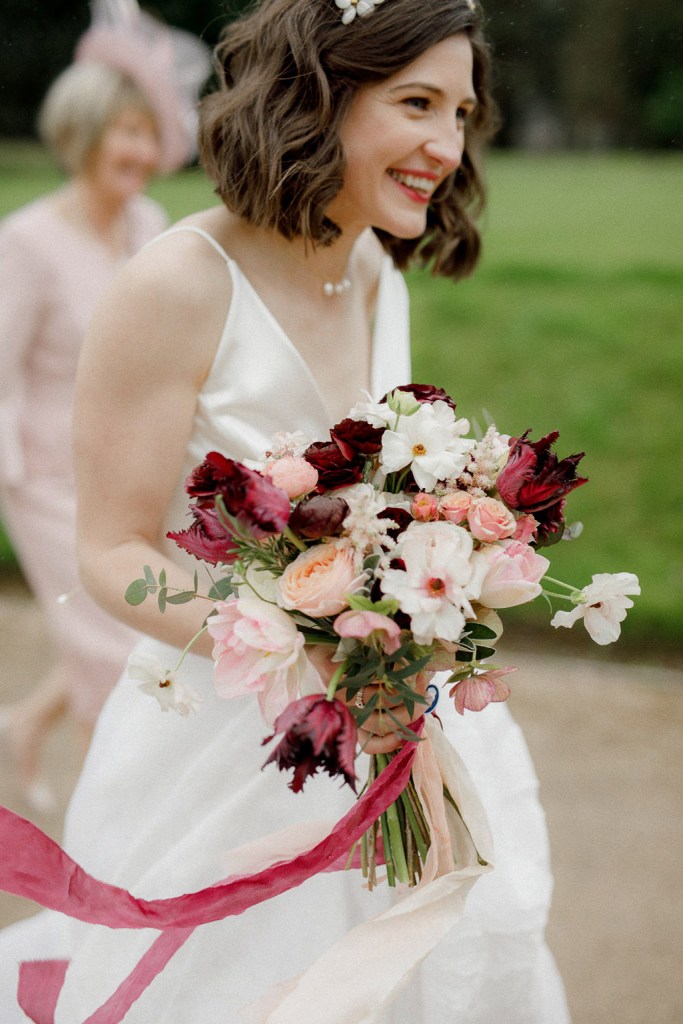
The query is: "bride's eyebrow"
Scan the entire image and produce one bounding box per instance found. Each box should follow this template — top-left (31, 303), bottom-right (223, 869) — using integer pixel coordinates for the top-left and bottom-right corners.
top-left (389, 82), bottom-right (477, 106)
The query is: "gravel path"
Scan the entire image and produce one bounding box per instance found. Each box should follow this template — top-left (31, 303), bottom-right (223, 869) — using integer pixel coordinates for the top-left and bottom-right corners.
top-left (1, 578), bottom-right (681, 1024)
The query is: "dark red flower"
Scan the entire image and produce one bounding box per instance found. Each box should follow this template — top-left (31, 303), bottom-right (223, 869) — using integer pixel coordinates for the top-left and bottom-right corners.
top-left (289, 494), bottom-right (349, 539)
top-left (167, 506), bottom-right (237, 566)
top-left (377, 506), bottom-right (413, 541)
top-left (381, 383), bottom-right (456, 410)
top-left (330, 418), bottom-right (384, 460)
top-left (497, 430), bottom-right (588, 520)
top-left (303, 441), bottom-right (365, 492)
top-left (262, 694), bottom-right (358, 793)
top-left (186, 452), bottom-right (290, 538)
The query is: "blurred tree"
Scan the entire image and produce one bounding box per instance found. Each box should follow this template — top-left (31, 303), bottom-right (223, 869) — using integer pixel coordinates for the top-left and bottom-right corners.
top-left (0, 0), bottom-right (681, 147)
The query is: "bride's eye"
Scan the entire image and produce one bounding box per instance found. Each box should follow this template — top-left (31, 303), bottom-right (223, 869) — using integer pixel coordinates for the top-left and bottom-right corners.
top-left (404, 96), bottom-right (430, 111)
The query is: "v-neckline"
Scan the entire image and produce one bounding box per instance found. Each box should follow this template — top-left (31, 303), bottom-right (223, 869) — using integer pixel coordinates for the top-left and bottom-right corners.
top-left (227, 256), bottom-right (386, 425)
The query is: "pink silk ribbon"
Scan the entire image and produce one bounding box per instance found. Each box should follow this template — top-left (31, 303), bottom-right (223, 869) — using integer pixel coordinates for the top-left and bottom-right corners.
top-left (0, 727), bottom-right (421, 1023)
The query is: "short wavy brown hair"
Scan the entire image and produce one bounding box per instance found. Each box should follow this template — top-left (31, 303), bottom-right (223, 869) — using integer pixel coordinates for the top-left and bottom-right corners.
top-left (199, 0), bottom-right (498, 280)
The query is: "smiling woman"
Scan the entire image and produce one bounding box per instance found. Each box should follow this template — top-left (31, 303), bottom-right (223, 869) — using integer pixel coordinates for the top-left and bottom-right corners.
top-left (0, 1), bottom-right (570, 1022)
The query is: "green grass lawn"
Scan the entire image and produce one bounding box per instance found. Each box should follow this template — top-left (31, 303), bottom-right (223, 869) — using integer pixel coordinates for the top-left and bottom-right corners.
top-left (1, 144), bottom-right (681, 659)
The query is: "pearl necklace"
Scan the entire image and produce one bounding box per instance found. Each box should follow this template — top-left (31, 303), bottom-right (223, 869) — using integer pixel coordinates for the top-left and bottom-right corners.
top-left (322, 276), bottom-right (352, 297)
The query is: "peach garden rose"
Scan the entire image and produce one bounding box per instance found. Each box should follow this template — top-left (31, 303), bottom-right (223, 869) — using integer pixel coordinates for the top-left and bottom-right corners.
top-left (276, 541), bottom-right (365, 617)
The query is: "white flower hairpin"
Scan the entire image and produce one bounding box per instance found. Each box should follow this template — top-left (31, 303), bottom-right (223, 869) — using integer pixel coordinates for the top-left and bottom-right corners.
top-left (335, 0), bottom-right (386, 26)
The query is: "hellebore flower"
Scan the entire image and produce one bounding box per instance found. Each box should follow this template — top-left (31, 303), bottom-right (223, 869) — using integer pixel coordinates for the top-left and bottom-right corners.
top-left (167, 506), bottom-right (237, 566)
top-left (185, 452), bottom-right (290, 538)
top-left (289, 493), bottom-right (349, 540)
top-left (333, 608), bottom-right (402, 654)
top-left (551, 572), bottom-right (640, 645)
top-left (449, 667), bottom-right (516, 715)
top-left (262, 694), bottom-right (358, 792)
top-left (303, 440), bottom-right (365, 491)
top-left (496, 431), bottom-right (587, 535)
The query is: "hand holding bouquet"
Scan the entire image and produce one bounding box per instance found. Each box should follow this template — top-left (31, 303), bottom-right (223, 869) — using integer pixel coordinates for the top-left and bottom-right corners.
top-left (128, 384), bottom-right (639, 887)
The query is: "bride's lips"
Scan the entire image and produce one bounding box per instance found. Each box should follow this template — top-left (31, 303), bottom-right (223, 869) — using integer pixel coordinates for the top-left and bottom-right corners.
top-left (387, 168), bottom-right (439, 205)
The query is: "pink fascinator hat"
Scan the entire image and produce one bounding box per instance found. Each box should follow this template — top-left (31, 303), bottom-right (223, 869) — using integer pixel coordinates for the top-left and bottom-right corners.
top-left (75, 0), bottom-right (212, 172)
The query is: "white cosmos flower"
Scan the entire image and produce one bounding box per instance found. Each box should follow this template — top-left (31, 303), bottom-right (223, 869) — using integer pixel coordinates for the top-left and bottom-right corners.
top-left (129, 650), bottom-right (203, 716)
top-left (551, 572), bottom-right (640, 645)
top-left (380, 521), bottom-right (486, 645)
top-left (381, 401), bottom-right (474, 491)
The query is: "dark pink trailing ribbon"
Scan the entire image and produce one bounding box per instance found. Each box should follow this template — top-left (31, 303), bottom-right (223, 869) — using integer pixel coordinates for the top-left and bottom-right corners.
top-left (1, 727), bottom-right (421, 1023)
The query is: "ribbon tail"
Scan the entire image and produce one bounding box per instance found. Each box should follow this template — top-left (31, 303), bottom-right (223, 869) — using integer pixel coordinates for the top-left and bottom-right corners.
top-left (18, 959), bottom-right (69, 1024)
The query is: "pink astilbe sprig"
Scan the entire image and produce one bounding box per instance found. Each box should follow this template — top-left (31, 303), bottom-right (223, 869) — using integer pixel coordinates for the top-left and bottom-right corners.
top-left (262, 694), bottom-right (358, 793)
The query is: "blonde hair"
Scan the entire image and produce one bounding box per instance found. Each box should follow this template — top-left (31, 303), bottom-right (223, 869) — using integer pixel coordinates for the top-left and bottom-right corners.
top-left (38, 62), bottom-right (156, 175)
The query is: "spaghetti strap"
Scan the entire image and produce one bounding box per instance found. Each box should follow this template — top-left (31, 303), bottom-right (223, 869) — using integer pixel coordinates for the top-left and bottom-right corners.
top-left (148, 225), bottom-right (232, 266)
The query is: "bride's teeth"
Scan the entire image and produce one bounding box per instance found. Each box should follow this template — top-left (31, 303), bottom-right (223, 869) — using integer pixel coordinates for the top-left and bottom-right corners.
top-left (389, 170), bottom-right (434, 194)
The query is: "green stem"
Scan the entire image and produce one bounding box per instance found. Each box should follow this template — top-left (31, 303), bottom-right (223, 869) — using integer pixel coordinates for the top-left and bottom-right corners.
top-left (325, 661), bottom-right (348, 701)
top-left (376, 754), bottom-right (410, 884)
top-left (283, 526), bottom-right (307, 552)
top-left (400, 788), bottom-right (429, 863)
top-left (542, 575), bottom-right (579, 593)
top-left (172, 625), bottom-right (208, 673)
top-left (379, 812), bottom-right (396, 887)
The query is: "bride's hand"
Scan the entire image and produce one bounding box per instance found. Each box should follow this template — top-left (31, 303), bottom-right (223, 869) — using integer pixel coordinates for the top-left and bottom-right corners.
top-left (355, 676), bottom-right (428, 755)
top-left (305, 645), bottom-right (428, 754)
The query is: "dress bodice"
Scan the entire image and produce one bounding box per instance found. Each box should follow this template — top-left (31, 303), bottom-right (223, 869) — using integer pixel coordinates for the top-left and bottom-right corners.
top-left (159, 226), bottom-right (411, 560)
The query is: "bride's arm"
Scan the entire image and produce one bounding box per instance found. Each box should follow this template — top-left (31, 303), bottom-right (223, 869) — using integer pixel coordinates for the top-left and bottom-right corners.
top-left (73, 230), bottom-right (231, 655)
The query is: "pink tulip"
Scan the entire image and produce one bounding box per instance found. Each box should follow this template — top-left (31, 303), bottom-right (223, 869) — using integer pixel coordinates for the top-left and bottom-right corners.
top-left (477, 541), bottom-right (550, 609)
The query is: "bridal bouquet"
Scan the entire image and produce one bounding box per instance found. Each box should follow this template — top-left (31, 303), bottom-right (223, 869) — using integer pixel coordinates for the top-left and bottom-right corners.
top-left (127, 384), bottom-right (639, 887)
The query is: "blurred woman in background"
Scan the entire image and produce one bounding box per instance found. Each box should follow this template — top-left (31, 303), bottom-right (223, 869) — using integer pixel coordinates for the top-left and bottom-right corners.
top-left (0, 0), bottom-right (210, 809)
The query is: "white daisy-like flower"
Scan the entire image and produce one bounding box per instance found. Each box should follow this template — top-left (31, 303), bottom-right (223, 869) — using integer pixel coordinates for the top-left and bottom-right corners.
top-left (381, 400), bottom-right (474, 491)
top-left (551, 572), bottom-right (640, 645)
top-left (380, 521), bottom-right (487, 645)
top-left (335, 0), bottom-right (385, 24)
top-left (128, 650), bottom-right (203, 716)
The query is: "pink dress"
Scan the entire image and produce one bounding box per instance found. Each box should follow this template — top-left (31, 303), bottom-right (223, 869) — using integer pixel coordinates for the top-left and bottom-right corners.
top-left (0, 194), bottom-right (168, 723)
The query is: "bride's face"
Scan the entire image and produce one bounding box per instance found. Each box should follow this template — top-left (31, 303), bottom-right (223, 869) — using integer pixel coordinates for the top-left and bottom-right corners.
top-left (327, 34), bottom-right (477, 239)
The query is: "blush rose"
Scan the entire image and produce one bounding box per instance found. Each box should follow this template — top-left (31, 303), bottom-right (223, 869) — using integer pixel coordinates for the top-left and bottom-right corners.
top-left (277, 542), bottom-right (365, 617)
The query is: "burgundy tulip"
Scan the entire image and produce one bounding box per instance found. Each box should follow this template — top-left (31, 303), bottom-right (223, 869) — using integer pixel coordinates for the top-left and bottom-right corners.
top-left (497, 430), bottom-right (587, 514)
top-left (167, 506), bottom-right (237, 566)
top-left (289, 494), bottom-right (349, 539)
top-left (262, 694), bottom-right (358, 793)
top-left (185, 452), bottom-right (290, 538)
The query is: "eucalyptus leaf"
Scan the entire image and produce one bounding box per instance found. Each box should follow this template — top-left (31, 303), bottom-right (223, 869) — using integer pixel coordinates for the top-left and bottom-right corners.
top-left (464, 622), bottom-right (498, 641)
top-left (143, 565), bottom-right (156, 587)
top-left (165, 591), bottom-right (196, 605)
top-left (124, 579), bottom-right (149, 606)
top-left (474, 645), bottom-right (497, 660)
top-left (158, 587), bottom-right (168, 613)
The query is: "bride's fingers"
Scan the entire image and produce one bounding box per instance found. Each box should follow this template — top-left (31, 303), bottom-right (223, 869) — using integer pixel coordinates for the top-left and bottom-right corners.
top-left (357, 727), bottom-right (405, 755)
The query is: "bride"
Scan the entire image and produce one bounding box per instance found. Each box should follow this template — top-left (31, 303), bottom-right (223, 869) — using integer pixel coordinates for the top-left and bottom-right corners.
top-left (0, 0), bottom-right (571, 1020)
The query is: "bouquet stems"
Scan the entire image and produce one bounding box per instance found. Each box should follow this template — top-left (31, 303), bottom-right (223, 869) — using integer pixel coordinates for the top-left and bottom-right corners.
top-left (359, 753), bottom-right (431, 889)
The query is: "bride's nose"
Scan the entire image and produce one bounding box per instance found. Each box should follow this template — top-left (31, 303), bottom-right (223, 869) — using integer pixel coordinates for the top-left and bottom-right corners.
top-left (423, 120), bottom-right (464, 174)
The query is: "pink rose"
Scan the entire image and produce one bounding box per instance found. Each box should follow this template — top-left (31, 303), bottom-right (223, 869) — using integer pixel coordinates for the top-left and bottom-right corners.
top-left (264, 456), bottom-right (319, 499)
top-left (513, 513), bottom-right (539, 544)
top-left (334, 609), bottom-right (402, 654)
top-left (411, 492), bottom-right (439, 522)
top-left (438, 490), bottom-right (472, 524)
top-left (467, 497), bottom-right (517, 542)
top-left (477, 541), bottom-right (550, 608)
top-left (277, 542), bottom-right (365, 617)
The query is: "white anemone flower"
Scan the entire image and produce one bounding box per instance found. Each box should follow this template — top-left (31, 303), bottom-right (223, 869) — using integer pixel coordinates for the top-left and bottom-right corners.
top-left (335, 0), bottom-right (385, 24)
top-left (347, 391), bottom-right (393, 428)
top-left (128, 650), bottom-right (203, 716)
top-left (380, 521), bottom-right (486, 645)
top-left (381, 401), bottom-right (474, 491)
top-left (551, 572), bottom-right (640, 645)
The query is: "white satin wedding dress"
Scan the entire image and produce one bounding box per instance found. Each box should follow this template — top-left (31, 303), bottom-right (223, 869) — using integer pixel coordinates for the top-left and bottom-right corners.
top-left (0, 227), bottom-right (570, 1023)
